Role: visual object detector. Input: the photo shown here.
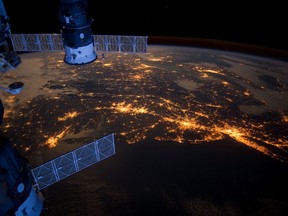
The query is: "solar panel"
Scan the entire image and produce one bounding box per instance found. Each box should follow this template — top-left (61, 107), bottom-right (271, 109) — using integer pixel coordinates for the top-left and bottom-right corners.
top-left (31, 133), bottom-right (115, 191)
top-left (9, 34), bottom-right (148, 53)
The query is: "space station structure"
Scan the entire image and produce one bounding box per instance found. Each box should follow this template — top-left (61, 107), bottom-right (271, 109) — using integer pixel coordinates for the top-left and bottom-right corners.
top-left (0, 0), bottom-right (148, 72)
top-left (0, 0), bottom-right (21, 73)
top-left (0, 100), bottom-right (44, 216)
top-left (59, 0), bottom-right (97, 65)
top-left (0, 137), bottom-right (44, 216)
top-left (0, 99), bottom-right (116, 216)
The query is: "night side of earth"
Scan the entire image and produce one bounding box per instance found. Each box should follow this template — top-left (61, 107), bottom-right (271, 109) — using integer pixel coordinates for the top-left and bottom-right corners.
top-left (1, 45), bottom-right (288, 216)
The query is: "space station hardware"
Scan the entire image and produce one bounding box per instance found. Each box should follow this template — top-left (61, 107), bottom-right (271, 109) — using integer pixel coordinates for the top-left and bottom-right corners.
top-left (1, 0), bottom-right (128, 213)
top-left (0, 81), bottom-right (24, 94)
top-left (0, 99), bottom-right (43, 216)
top-left (0, 0), bottom-right (147, 73)
top-left (0, 96), bottom-right (115, 216)
top-left (10, 34), bottom-right (148, 53)
top-left (0, 136), bottom-right (44, 216)
top-left (59, 0), bottom-right (97, 65)
top-left (0, 0), bottom-right (21, 73)
top-left (31, 133), bottom-right (116, 191)
top-left (0, 127), bottom-right (116, 215)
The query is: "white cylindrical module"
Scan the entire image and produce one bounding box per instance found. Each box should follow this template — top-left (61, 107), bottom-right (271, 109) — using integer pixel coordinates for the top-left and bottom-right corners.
top-left (63, 35), bottom-right (96, 64)
top-left (59, 0), bottom-right (97, 65)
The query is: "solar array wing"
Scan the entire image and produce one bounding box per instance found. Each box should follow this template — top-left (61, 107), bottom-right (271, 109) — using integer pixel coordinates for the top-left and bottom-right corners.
top-left (31, 134), bottom-right (115, 191)
top-left (9, 34), bottom-right (148, 53)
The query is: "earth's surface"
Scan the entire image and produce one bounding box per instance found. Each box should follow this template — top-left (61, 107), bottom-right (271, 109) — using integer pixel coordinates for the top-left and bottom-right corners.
top-left (1, 44), bottom-right (288, 216)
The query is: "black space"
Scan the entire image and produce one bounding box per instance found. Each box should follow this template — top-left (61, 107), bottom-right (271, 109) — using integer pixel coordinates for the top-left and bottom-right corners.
top-left (3, 0), bottom-right (288, 52)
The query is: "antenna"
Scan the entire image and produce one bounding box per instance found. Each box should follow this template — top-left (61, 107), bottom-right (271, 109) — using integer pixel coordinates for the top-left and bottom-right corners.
top-left (0, 82), bottom-right (24, 94)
